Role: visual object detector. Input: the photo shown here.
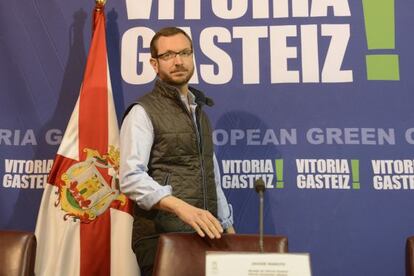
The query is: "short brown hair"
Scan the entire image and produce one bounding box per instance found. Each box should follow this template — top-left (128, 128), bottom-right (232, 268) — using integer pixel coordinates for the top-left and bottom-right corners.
top-left (150, 27), bottom-right (193, 58)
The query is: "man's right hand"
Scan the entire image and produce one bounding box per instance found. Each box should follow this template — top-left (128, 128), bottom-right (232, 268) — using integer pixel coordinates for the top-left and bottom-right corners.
top-left (154, 195), bottom-right (223, 239)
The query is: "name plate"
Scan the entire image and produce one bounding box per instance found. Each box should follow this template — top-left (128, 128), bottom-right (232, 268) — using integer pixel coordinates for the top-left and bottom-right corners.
top-left (206, 252), bottom-right (311, 276)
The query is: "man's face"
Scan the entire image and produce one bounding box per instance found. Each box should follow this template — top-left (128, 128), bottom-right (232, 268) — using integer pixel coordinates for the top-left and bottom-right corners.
top-left (150, 33), bottom-right (194, 87)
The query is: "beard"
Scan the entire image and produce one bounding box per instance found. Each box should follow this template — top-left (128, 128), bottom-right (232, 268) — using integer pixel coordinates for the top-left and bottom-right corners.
top-left (160, 65), bottom-right (195, 87)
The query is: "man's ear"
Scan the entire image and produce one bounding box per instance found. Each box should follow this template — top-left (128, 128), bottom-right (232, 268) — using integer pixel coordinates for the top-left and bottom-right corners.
top-left (150, 58), bottom-right (159, 74)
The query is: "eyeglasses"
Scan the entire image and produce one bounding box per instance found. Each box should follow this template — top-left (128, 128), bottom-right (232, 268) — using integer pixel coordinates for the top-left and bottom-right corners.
top-left (155, 49), bottom-right (193, 61)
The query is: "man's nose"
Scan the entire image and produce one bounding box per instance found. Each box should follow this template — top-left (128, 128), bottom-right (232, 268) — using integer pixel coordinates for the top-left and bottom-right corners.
top-left (173, 54), bottom-right (184, 64)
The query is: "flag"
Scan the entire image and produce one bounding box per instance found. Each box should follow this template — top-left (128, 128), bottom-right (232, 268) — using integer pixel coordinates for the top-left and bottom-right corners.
top-left (35, 2), bottom-right (139, 275)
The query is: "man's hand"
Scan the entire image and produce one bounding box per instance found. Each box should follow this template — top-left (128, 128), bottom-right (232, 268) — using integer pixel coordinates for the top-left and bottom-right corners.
top-left (175, 202), bottom-right (223, 239)
top-left (154, 195), bottom-right (223, 239)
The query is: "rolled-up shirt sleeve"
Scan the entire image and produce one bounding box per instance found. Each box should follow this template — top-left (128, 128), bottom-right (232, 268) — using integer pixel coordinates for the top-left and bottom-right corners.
top-left (119, 104), bottom-right (172, 210)
top-left (214, 154), bottom-right (234, 229)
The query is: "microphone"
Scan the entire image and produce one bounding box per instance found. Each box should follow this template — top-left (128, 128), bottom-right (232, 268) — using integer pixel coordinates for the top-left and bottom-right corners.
top-left (254, 178), bottom-right (265, 253)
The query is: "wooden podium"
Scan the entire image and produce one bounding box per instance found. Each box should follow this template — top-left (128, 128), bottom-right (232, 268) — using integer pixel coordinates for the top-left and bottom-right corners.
top-left (152, 233), bottom-right (288, 276)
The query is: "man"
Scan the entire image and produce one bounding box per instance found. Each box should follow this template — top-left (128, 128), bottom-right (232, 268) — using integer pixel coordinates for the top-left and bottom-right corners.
top-left (120, 27), bottom-right (235, 276)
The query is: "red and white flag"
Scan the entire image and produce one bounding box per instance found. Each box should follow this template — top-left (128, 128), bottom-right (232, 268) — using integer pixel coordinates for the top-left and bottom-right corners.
top-left (35, 2), bottom-right (139, 275)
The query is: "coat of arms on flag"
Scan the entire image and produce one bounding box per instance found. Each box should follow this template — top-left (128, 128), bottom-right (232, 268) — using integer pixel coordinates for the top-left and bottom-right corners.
top-left (59, 147), bottom-right (126, 223)
top-left (35, 1), bottom-right (139, 275)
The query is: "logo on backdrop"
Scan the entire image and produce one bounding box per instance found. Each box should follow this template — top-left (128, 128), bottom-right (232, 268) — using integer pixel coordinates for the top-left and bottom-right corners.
top-left (3, 159), bottom-right (53, 189)
top-left (371, 160), bottom-right (414, 190)
top-left (295, 159), bottom-right (360, 190)
top-left (221, 159), bottom-right (284, 189)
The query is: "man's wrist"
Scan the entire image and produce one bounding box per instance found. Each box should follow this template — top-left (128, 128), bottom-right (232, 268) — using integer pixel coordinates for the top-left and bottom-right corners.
top-left (154, 195), bottom-right (187, 216)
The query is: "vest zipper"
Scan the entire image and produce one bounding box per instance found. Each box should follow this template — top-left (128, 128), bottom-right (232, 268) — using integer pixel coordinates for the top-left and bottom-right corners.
top-left (177, 95), bottom-right (208, 210)
top-left (195, 107), bottom-right (208, 211)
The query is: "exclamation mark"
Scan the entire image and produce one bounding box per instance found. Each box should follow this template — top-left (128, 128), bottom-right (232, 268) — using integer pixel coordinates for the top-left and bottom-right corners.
top-left (362, 0), bottom-right (399, 80)
top-left (275, 159), bottom-right (284, 189)
top-left (351, 159), bottom-right (360, 190)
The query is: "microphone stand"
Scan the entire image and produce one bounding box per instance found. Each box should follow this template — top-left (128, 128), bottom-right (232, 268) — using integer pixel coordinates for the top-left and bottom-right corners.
top-left (254, 178), bottom-right (265, 253)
